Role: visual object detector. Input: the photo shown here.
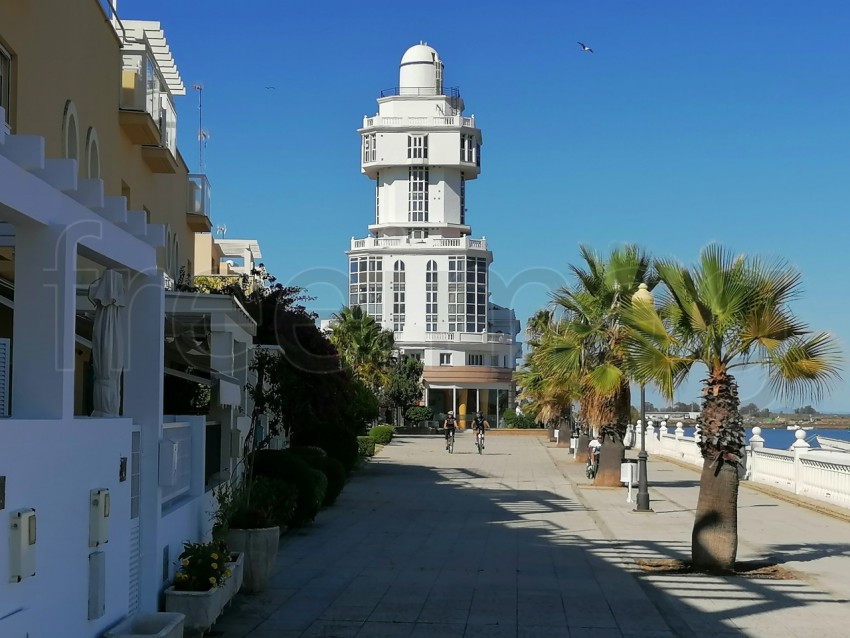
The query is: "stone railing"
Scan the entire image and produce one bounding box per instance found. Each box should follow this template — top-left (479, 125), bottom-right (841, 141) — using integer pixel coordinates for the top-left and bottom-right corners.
top-left (362, 115), bottom-right (476, 129)
top-left (350, 236), bottom-right (488, 251)
top-left (638, 422), bottom-right (850, 511)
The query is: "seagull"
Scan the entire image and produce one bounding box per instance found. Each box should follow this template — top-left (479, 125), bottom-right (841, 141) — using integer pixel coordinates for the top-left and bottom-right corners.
top-left (577, 42), bottom-right (593, 53)
top-left (264, 86), bottom-right (276, 90)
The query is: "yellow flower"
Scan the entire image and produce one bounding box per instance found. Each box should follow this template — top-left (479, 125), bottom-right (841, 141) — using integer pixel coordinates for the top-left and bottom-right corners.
top-left (211, 562), bottom-right (218, 570)
top-left (224, 569), bottom-right (232, 577)
top-left (209, 577), bottom-right (216, 585)
top-left (210, 553), bottom-right (219, 560)
top-left (181, 559), bottom-right (190, 567)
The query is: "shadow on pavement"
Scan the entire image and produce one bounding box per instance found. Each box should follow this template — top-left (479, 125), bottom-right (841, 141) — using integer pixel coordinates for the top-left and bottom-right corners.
top-left (209, 439), bottom-right (849, 638)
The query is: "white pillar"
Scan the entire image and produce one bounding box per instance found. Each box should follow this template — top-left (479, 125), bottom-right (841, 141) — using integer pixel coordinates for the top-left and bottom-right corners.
top-left (675, 421), bottom-right (684, 440)
top-left (123, 270), bottom-right (164, 613)
top-left (12, 225), bottom-right (78, 419)
top-left (791, 429), bottom-right (810, 495)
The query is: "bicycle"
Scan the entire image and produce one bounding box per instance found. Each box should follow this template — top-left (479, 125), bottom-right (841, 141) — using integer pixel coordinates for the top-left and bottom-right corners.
top-left (475, 429), bottom-right (485, 454)
top-left (446, 429), bottom-right (455, 453)
top-left (585, 447), bottom-right (600, 479)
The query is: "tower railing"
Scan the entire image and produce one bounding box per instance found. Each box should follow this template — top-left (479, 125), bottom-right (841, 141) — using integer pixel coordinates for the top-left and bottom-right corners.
top-left (350, 236), bottom-right (488, 251)
top-left (380, 86), bottom-right (460, 98)
top-left (362, 115), bottom-right (475, 129)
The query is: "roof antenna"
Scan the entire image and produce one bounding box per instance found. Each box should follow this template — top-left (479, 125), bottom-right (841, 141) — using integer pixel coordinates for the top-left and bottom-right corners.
top-left (192, 83), bottom-right (209, 173)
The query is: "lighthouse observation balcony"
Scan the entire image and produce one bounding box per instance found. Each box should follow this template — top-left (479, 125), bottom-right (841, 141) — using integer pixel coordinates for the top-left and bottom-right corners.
top-left (361, 114), bottom-right (475, 129)
top-left (350, 236), bottom-right (487, 252)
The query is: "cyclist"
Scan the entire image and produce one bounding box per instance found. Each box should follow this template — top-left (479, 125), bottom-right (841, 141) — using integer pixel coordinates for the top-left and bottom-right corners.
top-left (586, 434), bottom-right (603, 478)
top-left (472, 411), bottom-right (489, 450)
top-left (444, 410), bottom-right (457, 450)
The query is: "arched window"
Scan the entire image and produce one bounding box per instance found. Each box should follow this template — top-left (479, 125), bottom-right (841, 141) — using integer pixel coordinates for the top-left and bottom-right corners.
top-left (62, 100), bottom-right (79, 162)
top-left (85, 127), bottom-right (100, 179)
top-left (392, 260), bottom-right (405, 331)
top-left (426, 260), bottom-right (437, 332)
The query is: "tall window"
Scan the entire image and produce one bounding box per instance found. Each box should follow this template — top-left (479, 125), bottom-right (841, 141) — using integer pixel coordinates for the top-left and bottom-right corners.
top-left (407, 134), bottom-right (428, 159)
top-left (460, 134), bottom-right (476, 163)
top-left (426, 260), bottom-right (438, 332)
top-left (440, 353), bottom-right (452, 365)
top-left (349, 256), bottom-right (383, 319)
top-left (468, 354), bottom-right (484, 366)
top-left (448, 257), bottom-right (465, 332)
top-left (392, 260), bottom-right (406, 331)
top-left (460, 174), bottom-right (466, 225)
top-left (86, 127), bottom-right (100, 179)
top-left (362, 133), bottom-right (376, 163)
top-left (409, 167), bottom-right (429, 221)
top-left (466, 257), bottom-right (487, 332)
top-left (375, 172), bottom-right (380, 224)
top-left (62, 100), bottom-right (79, 161)
top-left (0, 44), bottom-right (10, 129)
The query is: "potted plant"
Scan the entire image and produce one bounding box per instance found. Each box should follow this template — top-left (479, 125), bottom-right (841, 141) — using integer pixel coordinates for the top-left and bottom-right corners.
top-left (163, 540), bottom-right (233, 636)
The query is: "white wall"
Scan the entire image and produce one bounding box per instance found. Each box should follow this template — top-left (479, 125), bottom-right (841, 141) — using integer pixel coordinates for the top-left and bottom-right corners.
top-left (0, 418), bottom-right (133, 637)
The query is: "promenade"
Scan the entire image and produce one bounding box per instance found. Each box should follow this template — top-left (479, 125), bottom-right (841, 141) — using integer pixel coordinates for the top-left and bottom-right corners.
top-left (211, 434), bottom-right (850, 638)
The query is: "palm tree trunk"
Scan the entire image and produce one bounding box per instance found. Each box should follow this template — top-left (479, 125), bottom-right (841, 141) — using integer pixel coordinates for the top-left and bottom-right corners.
top-left (692, 458), bottom-right (738, 572)
top-left (593, 383), bottom-right (629, 486)
top-left (691, 370), bottom-right (745, 572)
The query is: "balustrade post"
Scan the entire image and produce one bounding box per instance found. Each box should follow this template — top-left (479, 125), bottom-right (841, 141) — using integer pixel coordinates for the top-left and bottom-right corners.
top-left (675, 421), bottom-right (684, 440)
top-left (746, 426), bottom-right (764, 481)
top-left (791, 429), bottom-right (810, 495)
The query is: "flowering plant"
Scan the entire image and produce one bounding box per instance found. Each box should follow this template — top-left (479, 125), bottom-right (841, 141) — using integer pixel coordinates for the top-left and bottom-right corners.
top-left (173, 540), bottom-right (232, 592)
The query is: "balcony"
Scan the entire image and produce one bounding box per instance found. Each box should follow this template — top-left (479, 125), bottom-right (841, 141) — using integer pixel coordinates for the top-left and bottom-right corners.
top-left (186, 174), bottom-right (212, 231)
top-left (119, 48), bottom-right (163, 145)
top-left (361, 114), bottom-right (475, 130)
top-left (350, 236), bottom-right (487, 252)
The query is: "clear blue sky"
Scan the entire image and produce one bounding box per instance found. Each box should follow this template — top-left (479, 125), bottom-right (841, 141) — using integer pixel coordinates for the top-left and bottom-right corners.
top-left (121, 1), bottom-right (850, 412)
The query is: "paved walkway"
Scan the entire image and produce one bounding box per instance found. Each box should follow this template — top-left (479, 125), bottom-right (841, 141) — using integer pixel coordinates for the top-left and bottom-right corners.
top-left (211, 434), bottom-right (850, 638)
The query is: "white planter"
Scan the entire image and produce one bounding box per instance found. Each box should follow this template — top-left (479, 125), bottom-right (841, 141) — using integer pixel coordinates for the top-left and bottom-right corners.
top-left (223, 551), bottom-right (244, 604)
top-left (163, 585), bottom-right (227, 635)
top-left (226, 526), bottom-right (279, 593)
top-left (104, 612), bottom-right (185, 638)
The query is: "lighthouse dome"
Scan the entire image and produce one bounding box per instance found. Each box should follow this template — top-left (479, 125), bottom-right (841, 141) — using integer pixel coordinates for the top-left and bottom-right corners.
top-left (399, 42), bottom-right (442, 95)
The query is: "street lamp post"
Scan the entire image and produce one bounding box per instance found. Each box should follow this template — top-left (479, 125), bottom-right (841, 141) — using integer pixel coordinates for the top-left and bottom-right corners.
top-left (632, 283), bottom-right (654, 513)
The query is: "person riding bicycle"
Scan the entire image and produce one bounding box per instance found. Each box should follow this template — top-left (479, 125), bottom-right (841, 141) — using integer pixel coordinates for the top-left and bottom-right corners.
top-left (472, 411), bottom-right (489, 448)
top-left (587, 434), bottom-right (603, 475)
top-left (444, 411), bottom-right (457, 450)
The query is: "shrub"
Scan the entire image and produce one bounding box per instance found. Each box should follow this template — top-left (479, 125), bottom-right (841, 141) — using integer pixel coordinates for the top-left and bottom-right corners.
top-left (502, 409), bottom-right (539, 429)
top-left (253, 450), bottom-right (327, 526)
top-left (405, 406), bottom-right (434, 423)
top-left (358, 436), bottom-right (376, 457)
top-left (305, 456), bottom-right (347, 506)
top-left (297, 426), bottom-right (359, 473)
top-left (288, 445), bottom-right (328, 460)
top-left (369, 424), bottom-right (395, 445)
top-left (174, 539), bottom-right (231, 591)
top-left (247, 477), bottom-right (298, 528)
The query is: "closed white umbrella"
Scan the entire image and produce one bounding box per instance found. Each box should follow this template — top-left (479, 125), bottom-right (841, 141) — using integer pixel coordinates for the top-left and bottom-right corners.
top-left (89, 269), bottom-right (126, 417)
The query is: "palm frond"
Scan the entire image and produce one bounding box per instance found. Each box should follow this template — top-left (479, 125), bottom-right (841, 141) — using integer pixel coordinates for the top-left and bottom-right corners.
top-left (766, 332), bottom-right (843, 403)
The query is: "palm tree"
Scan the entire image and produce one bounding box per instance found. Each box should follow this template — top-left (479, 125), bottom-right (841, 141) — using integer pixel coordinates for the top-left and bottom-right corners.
top-left (624, 245), bottom-right (842, 572)
top-left (328, 306), bottom-right (395, 392)
top-left (538, 244), bottom-right (656, 485)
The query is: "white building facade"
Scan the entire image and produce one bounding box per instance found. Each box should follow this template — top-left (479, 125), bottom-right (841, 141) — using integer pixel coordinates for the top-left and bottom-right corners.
top-left (349, 43), bottom-right (520, 426)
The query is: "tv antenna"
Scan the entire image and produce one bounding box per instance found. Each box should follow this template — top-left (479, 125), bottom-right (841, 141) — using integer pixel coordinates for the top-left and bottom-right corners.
top-left (192, 83), bottom-right (209, 172)
top-left (215, 224), bottom-right (227, 238)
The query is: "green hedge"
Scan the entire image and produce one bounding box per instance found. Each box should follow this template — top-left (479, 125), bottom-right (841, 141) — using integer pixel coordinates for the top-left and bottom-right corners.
top-left (369, 424), bottom-right (395, 445)
top-left (252, 450), bottom-right (327, 526)
top-left (357, 436), bottom-right (376, 457)
top-left (297, 426), bottom-right (359, 473)
top-left (288, 445), bottom-right (328, 459)
top-left (305, 456), bottom-right (347, 506)
top-left (245, 477), bottom-right (298, 529)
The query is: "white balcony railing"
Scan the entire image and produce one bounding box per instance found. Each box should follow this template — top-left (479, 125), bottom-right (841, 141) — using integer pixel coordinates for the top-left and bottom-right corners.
top-left (121, 48), bottom-right (163, 125)
top-left (160, 421), bottom-right (193, 504)
top-left (362, 115), bottom-right (476, 129)
top-left (188, 174), bottom-right (211, 217)
top-left (350, 236), bottom-right (488, 251)
top-left (424, 332), bottom-right (513, 345)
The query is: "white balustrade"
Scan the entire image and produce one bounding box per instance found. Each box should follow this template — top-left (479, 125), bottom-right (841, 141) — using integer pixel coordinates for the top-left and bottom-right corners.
top-left (361, 114), bottom-right (476, 128)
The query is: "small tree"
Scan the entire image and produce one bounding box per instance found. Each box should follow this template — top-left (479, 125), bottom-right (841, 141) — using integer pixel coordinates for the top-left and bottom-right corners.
top-left (386, 356), bottom-right (424, 426)
top-left (405, 405), bottom-right (433, 425)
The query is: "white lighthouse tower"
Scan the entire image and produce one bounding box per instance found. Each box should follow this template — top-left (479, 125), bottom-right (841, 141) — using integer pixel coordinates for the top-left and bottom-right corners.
top-left (348, 42), bottom-right (520, 426)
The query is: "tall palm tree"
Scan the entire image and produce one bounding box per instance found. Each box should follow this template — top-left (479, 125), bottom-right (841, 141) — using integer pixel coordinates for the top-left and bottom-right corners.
top-left (515, 351), bottom-right (577, 445)
top-left (328, 306), bottom-right (395, 392)
top-left (624, 245), bottom-right (841, 572)
top-left (538, 244), bottom-right (656, 485)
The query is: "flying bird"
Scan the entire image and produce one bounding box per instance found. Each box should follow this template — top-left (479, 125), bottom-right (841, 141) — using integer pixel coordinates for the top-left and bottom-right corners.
top-left (264, 86), bottom-right (276, 90)
top-left (577, 42), bottom-right (593, 53)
